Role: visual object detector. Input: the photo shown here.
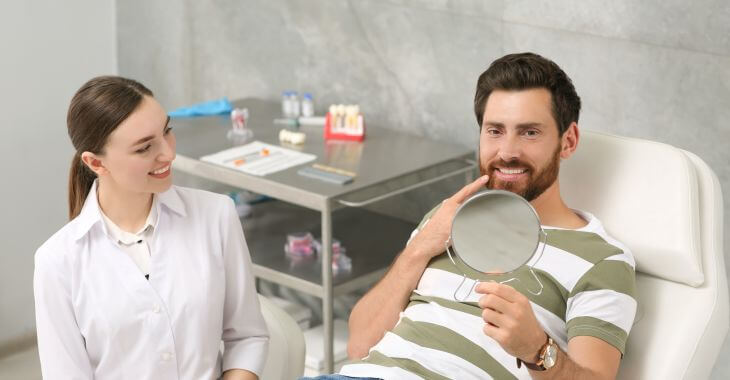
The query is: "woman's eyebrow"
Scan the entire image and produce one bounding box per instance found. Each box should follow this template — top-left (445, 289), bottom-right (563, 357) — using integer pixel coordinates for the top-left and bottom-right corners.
top-left (131, 116), bottom-right (171, 146)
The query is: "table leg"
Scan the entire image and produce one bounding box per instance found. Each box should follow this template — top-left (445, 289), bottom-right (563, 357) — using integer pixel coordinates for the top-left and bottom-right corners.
top-left (321, 203), bottom-right (334, 373)
top-left (465, 168), bottom-right (474, 184)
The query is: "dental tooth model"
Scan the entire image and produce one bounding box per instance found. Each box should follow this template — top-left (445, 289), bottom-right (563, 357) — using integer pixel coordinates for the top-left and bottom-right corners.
top-left (324, 103), bottom-right (365, 141)
top-left (279, 128), bottom-right (307, 145)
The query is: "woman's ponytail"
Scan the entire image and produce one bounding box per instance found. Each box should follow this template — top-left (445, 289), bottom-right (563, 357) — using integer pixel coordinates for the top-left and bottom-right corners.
top-left (66, 76), bottom-right (152, 220)
top-left (68, 153), bottom-right (97, 220)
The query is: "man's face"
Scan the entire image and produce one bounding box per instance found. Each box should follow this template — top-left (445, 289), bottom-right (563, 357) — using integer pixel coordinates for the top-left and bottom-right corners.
top-left (479, 88), bottom-right (562, 202)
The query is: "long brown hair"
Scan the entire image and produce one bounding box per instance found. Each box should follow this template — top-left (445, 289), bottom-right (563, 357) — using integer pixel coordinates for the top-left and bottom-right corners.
top-left (67, 76), bottom-right (153, 220)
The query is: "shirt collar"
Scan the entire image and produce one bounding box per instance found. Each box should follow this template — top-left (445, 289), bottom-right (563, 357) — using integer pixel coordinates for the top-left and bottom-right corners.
top-left (71, 180), bottom-right (186, 241)
top-left (100, 197), bottom-right (157, 245)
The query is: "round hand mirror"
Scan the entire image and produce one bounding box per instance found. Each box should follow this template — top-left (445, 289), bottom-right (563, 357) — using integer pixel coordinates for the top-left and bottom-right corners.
top-left (446, 190), bottom-right (546, 298)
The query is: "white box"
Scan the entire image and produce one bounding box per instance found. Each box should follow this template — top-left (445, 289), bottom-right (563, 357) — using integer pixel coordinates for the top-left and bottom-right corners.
top-left (268, 296), bottom-right (312, 330)
top-left (304, 319), bottom-right (349, 372)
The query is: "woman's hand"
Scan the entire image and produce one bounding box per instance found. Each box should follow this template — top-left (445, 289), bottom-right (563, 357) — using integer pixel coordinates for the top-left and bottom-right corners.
top-left (222, 369), bottom-right (258, 380)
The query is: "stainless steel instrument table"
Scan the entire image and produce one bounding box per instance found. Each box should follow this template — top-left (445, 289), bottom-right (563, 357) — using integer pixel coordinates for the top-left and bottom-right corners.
top-left (170, 98), bottom-right (475, 372)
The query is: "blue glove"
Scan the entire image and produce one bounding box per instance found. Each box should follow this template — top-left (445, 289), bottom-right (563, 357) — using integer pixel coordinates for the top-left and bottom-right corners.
top-left (168, 97), bottom-right (233, 117)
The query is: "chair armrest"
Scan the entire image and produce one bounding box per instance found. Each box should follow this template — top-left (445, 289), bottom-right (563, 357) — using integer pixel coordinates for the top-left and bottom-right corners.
top-left (258, 294), bottom-right (305, 380)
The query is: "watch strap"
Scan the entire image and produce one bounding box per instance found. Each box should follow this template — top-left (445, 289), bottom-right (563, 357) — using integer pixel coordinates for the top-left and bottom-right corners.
top-left (516, 335), bottom-right (554, 371)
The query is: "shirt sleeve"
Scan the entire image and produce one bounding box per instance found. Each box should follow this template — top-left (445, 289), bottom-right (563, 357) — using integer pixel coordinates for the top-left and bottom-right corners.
top-left (220, 198), bottom-right (270, 376)
top-left (33, 248), bottom-right (94, 379)
top-left (565, 257), bottom-right (638, 355)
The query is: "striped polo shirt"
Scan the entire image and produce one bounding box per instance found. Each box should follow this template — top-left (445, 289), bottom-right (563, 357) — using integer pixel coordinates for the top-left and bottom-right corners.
top-left (340, 208), bottom-right (637, 380)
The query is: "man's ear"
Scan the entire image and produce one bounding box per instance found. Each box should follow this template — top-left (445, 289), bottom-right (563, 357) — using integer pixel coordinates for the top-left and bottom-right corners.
top-left (560, 122), bottom-right (579, 159)
top-left (80, 151), bottom-right (108, 176)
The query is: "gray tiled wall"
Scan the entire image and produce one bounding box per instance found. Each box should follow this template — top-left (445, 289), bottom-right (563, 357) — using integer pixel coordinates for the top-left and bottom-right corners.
top-left (118, 1), bottom-right (730, 377)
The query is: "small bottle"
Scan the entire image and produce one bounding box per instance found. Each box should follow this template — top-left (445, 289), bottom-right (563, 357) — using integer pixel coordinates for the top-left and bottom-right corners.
top-left (282, 91), bottom-right (292, 117)
top-left (301, 93), bottom-right (314, 117)
top-left (289, 92), bottom-right (301, 118)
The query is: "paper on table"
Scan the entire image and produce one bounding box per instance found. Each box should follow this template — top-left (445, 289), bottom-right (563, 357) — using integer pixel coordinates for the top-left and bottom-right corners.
top-left (200, 141), bottom-right (316, 176)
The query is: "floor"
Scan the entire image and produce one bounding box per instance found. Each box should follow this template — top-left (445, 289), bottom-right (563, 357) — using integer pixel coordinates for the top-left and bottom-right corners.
top-left (0, 346), bottom-right (41, 380)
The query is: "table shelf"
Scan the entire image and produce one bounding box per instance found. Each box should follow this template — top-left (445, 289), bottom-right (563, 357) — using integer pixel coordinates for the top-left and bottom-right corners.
top-left (243, 200), bottom-right (416, 297)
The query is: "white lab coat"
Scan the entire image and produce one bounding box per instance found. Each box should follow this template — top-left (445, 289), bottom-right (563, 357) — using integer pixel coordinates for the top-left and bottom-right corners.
top-left (33, 182), bottom-right (269, 379)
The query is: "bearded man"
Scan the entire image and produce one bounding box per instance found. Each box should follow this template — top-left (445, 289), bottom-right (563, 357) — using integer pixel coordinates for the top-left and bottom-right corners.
top-left (306, 52), bottom-right (637, 380)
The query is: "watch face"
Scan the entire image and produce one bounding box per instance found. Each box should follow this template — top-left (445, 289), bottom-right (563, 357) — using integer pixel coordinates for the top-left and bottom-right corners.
top-left (544, 344), bottom-right (558, 368)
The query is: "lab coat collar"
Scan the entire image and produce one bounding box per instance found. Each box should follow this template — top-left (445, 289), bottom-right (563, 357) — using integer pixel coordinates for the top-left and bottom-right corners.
top-left (72, 180), bottom-right (186, 241)
top-left (156, 183), bottom-right (187, 217)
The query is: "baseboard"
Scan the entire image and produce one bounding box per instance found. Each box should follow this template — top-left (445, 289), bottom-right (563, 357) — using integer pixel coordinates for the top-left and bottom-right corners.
top-left (0, 331), bottom-right (37, 359)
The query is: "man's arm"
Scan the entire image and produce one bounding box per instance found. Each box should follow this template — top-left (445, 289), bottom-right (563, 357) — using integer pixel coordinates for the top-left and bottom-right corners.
top-left (475, 282), bottom-right (621, 380)
top-left (347, 174), bottom-right (490, 359)
top-left (529, 336), bottom-right (620, 380)
top-left (346, 245), bottom-right (432, 359)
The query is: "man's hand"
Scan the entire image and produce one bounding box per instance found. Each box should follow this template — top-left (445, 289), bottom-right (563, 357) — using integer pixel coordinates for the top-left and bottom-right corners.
top-left (475, 281), bottom-right (546, 363)
top-left (408, 174), bottom-right (489, 260)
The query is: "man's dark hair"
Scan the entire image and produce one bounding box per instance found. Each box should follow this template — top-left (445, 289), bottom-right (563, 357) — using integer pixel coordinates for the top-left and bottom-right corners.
top-left (474, 52), bottom-right (581, 135)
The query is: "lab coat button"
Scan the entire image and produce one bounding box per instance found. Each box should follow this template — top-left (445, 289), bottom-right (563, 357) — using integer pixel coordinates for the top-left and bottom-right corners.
top-left (161, 352), bottom-right (172, 361)
top-left (153, 304), bottom-right (161, 313)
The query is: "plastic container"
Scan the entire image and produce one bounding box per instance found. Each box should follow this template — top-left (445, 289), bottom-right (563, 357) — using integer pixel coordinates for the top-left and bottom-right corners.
top-left (289, 91), bottom-right (301, 118)
top-left (301, 93), bottom-right (314, 117)
top-left (282, 91), bottom-right (293, 117)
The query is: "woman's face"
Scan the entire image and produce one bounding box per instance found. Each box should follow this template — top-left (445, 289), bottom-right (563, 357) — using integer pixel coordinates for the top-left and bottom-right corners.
top-left (94, 95), bottom-right (176, 195)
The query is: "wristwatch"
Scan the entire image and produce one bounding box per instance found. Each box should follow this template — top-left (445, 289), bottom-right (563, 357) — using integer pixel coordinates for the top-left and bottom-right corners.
top-left (517, 335), bottom-right (558, 371)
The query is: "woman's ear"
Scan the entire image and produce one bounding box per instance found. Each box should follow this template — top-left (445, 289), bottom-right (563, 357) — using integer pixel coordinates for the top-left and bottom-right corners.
top-left (81, 151), bottom-right (107, 176)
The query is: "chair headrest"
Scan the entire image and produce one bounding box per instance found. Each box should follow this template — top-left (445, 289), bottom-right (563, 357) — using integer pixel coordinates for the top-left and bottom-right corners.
top-left (560, 130), bottom-right (703, 286)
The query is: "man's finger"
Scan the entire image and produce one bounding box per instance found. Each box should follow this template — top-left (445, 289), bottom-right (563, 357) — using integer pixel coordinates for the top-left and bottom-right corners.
top-left (451, 175), bottom-right (489, 203)
top-left (475, 281), bottom-right (521, 303)
top-left (478, 292), bottom-right (512, 313)
top-left (482, 307), bottom-right (508, 328)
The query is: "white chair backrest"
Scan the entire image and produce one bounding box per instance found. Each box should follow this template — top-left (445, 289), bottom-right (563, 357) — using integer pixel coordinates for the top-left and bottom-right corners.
top-left (560, 130), bottom-right (704, 286)
top-left (560, 130), bottom-right (728, 379)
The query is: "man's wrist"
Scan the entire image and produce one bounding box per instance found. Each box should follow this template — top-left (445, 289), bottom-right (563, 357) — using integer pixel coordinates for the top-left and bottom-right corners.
top-left (522, 332), bottom-right (548, 364)
top-left (401, 243), bottom-right (437, 265)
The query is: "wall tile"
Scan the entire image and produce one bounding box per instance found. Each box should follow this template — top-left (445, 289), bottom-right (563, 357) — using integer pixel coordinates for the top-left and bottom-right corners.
top-left (181, 0), bottom-right (502, 148)
top-left (367, 0), bottom-right (503, 19)
top-left (117, 0), bottom-right (194, 109)
top-left (503, 0), bottom-right (730, 56)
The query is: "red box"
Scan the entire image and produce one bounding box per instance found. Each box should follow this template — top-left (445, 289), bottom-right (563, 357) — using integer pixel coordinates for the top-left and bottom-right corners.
top-left (324, 112), bottom-right (365, 141)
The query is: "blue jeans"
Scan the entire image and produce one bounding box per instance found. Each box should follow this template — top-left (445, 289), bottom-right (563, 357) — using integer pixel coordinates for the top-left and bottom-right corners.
top-left (299, 376), bottom-right (380, 380)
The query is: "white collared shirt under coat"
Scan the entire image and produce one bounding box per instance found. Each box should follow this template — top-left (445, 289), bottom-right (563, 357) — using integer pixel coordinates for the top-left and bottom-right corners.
top-left (33, 182), bottom-right (269, 379)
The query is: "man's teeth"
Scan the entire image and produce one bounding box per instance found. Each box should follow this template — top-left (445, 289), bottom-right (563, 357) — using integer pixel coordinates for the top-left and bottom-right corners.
top-left (499, 168), bottom-right (526, 174)
top-left (151, 165), bottom-right (170, 175)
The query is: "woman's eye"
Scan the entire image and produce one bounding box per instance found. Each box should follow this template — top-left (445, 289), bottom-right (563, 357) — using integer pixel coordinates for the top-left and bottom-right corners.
top-left (164, 126), bottom-right (173, 135)
top-left (136, 144), bottom-right (151, 154)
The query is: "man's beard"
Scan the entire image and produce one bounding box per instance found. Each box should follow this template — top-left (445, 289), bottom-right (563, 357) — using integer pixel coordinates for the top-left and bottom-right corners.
top-left (479, 144), bottom-right (561, 202)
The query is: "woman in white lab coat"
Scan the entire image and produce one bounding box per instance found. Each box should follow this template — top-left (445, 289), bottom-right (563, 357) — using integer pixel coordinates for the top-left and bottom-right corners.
top-left (33, 76), bottom-right (268, 380)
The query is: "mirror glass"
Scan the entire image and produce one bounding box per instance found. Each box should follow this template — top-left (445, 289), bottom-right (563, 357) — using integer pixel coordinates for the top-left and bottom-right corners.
top-left (450, 190), bottom-right (542, 274)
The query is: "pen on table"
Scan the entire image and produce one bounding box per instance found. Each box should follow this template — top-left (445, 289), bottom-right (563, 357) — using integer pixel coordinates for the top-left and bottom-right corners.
top-left (312, 163), bottom-right (357, 177)
top-left (225, 148), bottom-right (271, 166)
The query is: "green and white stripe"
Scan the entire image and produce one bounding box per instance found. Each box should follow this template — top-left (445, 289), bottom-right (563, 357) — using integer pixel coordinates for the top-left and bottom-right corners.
top-left (340, 209), bottom-right (636, 380)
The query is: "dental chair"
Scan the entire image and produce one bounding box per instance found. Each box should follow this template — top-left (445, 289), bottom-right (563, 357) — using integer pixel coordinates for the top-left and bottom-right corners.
top-left (258, 294), bottom-right (306, 379)
top-left (560, 130), bottom-right (728, 379)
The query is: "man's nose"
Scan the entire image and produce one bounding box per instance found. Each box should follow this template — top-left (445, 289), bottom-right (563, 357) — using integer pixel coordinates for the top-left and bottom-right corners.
top-left (497, 135), bottom-right (521, 162)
